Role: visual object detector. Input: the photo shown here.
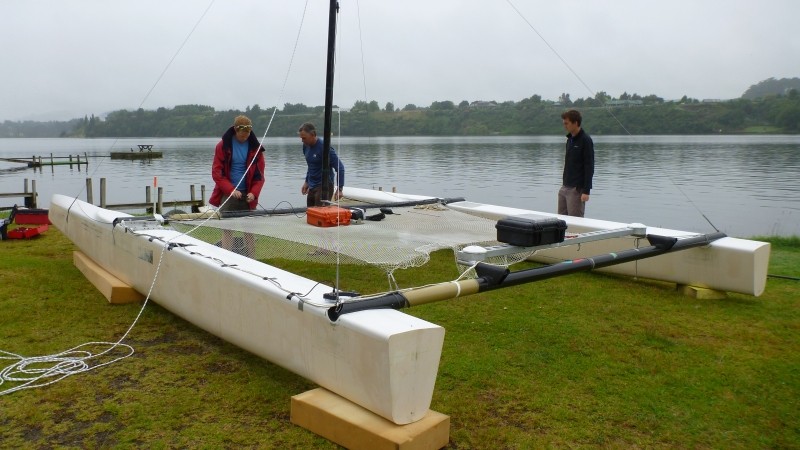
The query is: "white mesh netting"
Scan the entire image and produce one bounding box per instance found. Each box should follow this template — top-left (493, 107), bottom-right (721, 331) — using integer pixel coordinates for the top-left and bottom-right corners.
top-left (168, 203), bottom-right (536, 277)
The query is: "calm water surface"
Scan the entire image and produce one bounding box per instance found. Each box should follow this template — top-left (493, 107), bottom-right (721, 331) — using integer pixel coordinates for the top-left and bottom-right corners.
top-left (1, 135), bottom-right (798, 238)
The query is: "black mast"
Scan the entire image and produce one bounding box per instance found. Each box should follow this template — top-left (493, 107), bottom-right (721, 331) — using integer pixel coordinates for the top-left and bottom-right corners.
top-left (321, 0), bottom-right (339, 199)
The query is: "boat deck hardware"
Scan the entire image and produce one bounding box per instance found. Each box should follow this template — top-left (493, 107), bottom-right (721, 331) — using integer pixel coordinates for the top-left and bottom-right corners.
top-left (114, 215), bottom-right (167, 231)
top-left (323, 290), bottom-right (361, 301)
top-left (457, 224), bottom-right (647, 264)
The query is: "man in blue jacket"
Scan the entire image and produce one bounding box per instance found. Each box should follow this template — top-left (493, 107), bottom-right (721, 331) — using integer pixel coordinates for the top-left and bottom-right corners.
top-left (298, 122), bottom-right (345, 207)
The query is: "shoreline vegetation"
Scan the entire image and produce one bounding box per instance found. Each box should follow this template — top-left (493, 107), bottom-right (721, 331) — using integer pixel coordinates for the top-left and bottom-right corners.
top-left (1, 223), bottom-right (798, 447)
top-left (2, 78), bottom-right (800, 138)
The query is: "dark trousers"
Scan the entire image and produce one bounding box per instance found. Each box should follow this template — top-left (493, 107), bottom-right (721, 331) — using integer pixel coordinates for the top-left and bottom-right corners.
top-left (307, 185), bottom-right (333, 208)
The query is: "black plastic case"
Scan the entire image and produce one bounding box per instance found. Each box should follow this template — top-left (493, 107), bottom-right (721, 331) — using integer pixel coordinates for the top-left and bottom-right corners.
top-left (495, 216), bottom-right (568, 247)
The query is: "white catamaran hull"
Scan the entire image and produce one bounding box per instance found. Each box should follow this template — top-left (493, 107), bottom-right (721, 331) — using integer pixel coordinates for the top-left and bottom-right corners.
top-left (49, 194), bottom-right (444, 425)
top-left (344, 187), bottom-right (770, 297)
top-left (343, 187), bottom-right (435, 205)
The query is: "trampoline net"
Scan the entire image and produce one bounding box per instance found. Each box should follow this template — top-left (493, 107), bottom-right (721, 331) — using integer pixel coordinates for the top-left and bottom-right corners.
top-left (168, 203), bottom-right (536, 277)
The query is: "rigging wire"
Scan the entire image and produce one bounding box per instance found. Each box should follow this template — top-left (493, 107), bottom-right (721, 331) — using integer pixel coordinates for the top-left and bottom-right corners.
top-left (1, 0), bottom-right (323, 396)
top-left (331, 7), bottom-right (346, 300)
top-left (503, 0), bottom-right (631, 136)
top-left (504, 0), bottom-right (720, 233)
top-left (355, 0), bottom-right (369, 106)
top-left (1, 0), bottom-right (221, 396)
top-left (138, 1), bottom-right (217, 113)
top-left (334, 108), bottom-right (343, 299)
top-left (182, 0), bottom-right (313, 229)
top-left (65, 0), bottom-right (218, 209)
top-left (255, 0), bottom-right (312, 147)
top-left (211, 0), bottom-right (312, 222)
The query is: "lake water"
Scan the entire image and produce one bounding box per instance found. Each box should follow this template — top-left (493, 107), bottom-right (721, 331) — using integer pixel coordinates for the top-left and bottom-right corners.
top-left (1, 135), bottom-right (798, 238)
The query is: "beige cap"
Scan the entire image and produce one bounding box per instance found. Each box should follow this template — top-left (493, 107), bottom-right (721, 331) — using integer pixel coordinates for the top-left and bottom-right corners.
top-left (233, 115), bottom-right (252, 127)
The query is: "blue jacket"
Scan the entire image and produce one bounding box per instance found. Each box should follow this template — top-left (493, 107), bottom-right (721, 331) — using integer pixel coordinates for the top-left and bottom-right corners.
top-left (303, 138), bottom-right (345, 189)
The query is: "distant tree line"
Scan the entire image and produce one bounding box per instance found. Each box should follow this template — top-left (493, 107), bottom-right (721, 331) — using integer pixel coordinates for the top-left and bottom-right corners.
top-left (2, 78), bottom-right (799, 138)
top-left (742, 77), bottom-right (800, 100)
top-left (0, 119), bottom-right (83, 138)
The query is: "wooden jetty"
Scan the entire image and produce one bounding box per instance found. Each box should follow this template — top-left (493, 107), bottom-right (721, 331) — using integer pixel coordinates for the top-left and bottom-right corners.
top-left (2, 177), bottom-right (205, 213)
top-left (111, 145), bottom-right (163, 160)
top-left (0, 179), bottom-right (38, 209)
top-left (0, 153), bottom-right (88, 170)
top-left (85, 178), bottom-right (205, 214)
top-left (0, 178), bottom-right (206, 214)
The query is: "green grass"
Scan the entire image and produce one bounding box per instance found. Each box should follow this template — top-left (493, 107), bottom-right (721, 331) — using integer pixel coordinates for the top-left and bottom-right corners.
top-left (1, 229), bottom-right (798, 448)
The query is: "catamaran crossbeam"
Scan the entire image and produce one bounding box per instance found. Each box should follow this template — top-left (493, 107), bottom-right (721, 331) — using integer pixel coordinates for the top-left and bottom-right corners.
top-left (328, 232), bottom-right (727, 321)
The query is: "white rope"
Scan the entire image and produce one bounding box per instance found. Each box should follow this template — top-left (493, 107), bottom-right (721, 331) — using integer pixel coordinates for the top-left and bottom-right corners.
top-left (0, 234), bottom-right (169, 395)
top-left (0, 0), bottom-right (320, 396)
top-left (449, 280), bottom-right (462, 298)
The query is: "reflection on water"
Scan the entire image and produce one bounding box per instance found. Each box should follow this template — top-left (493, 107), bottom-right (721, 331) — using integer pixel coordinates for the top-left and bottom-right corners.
top-left (1, 135), bottom-right (798, 237)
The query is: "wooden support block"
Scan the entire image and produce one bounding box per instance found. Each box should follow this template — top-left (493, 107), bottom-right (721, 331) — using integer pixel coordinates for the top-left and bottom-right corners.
top-left (291, 388), bottom-right (449, 450)
top-left (677, 284), bottom-right (727, 300)
top-left (73, 251), bottom-right (144, 304)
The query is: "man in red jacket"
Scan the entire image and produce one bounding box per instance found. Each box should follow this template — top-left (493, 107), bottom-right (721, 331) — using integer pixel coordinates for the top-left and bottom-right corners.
top-left (209, 115), bottom-right (266, 256)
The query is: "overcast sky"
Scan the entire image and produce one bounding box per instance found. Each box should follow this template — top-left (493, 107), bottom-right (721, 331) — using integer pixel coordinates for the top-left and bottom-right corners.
top-left (2, 0), bottom-right (798, 122)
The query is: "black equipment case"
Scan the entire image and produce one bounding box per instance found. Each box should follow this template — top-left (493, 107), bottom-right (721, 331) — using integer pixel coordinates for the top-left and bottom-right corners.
top-left (495, 216), bottom-right (568, 247)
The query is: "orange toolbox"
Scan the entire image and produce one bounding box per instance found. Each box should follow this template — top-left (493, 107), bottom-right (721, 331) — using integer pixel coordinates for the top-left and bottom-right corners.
top-left (307, 206), bottom-right (351, 227)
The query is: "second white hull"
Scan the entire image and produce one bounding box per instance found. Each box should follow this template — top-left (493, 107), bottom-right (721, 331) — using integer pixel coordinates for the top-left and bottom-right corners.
top-left (343, 187), bottom-right (770, 297)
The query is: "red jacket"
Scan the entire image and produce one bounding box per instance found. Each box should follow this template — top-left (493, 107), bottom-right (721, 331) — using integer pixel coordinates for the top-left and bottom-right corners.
top-left (209, 127), bottom-right (266, 209)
